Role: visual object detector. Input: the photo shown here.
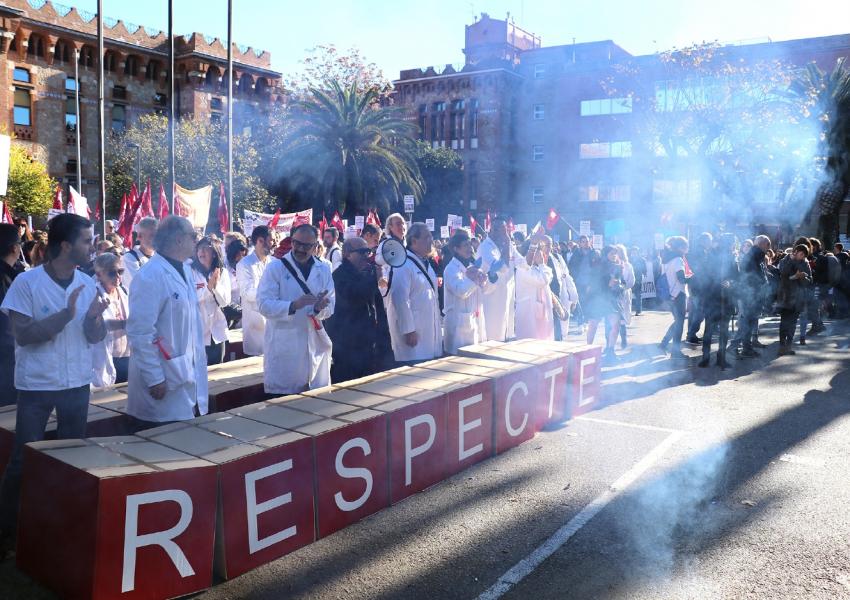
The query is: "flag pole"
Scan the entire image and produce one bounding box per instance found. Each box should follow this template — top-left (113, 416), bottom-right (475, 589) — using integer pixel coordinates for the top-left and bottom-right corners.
top-left (96, 0), bottom-right (105, 236)
top-left (74, 47), bottom-right (82, 216)
top-left (226, 0), bottom-right (234, 231)
top-left (168, 0), bottom-right (176, 201)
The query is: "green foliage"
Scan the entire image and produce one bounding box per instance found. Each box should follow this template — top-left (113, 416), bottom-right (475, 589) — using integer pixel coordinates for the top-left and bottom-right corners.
top-left (280, 80), bottom-right (424, 216)
top-left (106, 114), bottom-right (274, 224)
top-left (5, 144), bottom-right (55, 217)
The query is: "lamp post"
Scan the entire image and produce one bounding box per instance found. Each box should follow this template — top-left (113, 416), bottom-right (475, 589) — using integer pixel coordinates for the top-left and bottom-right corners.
top-left (227, 0), bottom-right (233, 230)
top-left (97, 0), bottom-right (105, 236)
top-left (73, 48), bottom-right (82, 201)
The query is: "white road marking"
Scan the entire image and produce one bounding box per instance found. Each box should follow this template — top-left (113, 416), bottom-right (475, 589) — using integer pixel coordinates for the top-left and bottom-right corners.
top-left (574, 415), bottom-right (681, 434)
top-left (778, 453), bottom-right (825, 467)
top-left (477, 430), bottom-right (685, 600)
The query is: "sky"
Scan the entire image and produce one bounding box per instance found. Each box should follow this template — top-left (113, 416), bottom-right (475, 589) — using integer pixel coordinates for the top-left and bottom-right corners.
top-left (70, 0), bottom-right (850, 81)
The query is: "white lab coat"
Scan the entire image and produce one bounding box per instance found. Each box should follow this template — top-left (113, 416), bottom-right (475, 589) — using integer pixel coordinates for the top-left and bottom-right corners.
top-left (228, 265), bottom-right (241, 306)
top-left (122, 247), bottom-right (152, 289)
top-left (191, 266), bottom-right (231, 346)
top-left (620, 261), bottom-right (636, 326)
top-left (514, 262), bottom-right (555, 340)
top-left (443, 257), bottom-right (487, 354)
top-left (126, 254), bottom-right (208, 422)
top-left (550, 253), bottom-right (579, 312)
top-left (235, 251), bottom-right (271, 356)
top-left (258, 253), bottom-right (335, 395)
top-left (385, 251), bottom-right (443, 362)
top-left (478, 236), bottom-right (522, 342)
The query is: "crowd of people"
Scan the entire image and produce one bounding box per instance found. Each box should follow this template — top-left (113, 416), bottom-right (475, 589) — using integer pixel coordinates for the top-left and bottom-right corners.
top-left (1, 211), bottom-right (848, 550)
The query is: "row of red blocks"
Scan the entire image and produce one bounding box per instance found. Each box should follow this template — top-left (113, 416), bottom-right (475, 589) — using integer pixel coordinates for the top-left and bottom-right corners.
top-left (16, 340), bottom-right (602, 600)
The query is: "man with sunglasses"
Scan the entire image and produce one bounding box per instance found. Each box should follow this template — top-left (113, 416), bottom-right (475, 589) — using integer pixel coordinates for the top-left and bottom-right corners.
top-left (258, 224), bottom-right (335, 394)
top-left (326, 237), bottom-right (384, 381)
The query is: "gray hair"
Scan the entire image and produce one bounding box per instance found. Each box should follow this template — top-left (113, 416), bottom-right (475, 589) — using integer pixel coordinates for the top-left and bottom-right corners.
top-left (137, 217), bottom-right (158, 233)
top-left (754, 234), bottom-right (771, 248)
top-left (94, 251), bottom-right (120, 272)
top-left (154, 216), bottom-right (194, 253)
top-left (385, 213), bottom-right (405, 237)
top-left (341, 237), bottom-right (366, 256)
top-left (405, 222), bottom-right (430, 246)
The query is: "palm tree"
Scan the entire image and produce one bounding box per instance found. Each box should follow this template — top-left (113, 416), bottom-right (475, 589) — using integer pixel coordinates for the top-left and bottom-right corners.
top-left (785, 58), bottom-right (850, 244)
top-left (280, 80), bottom-right (424, 217)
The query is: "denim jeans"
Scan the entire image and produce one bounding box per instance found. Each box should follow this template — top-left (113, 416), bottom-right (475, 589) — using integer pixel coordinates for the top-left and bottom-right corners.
top-left (662, 293), bottom-right (687, 349)
top-left (687, 295), bottom-right (705, 339)
top-left (0, 385), bottom-right (90, 533)
top-left (738, 303), bottom-right (759, 351)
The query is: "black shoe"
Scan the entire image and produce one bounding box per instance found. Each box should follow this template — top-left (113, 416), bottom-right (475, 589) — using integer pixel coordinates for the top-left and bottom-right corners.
top-left (752, 340), bottom-right (767, 348)
top-left (799, 338), bottom-right (807, 345)
top-left (698, 358), bottom-right (710, 368)
top-left (686, 336), bottom-right (702, 344)
top-left (737, 348), bottom-right (759, 358)
top-left (670, 349), bottom-right (687, 359)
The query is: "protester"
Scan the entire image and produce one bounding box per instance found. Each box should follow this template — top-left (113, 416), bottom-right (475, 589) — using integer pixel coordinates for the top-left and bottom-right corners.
top-left (126, 216), bottom-right (208, 429)
top-left (361, 223), bottom-right (382, 249)
top-left (122, 216), bottom-right (157, 288)
top-left (92, 252), bottom-right (130, 385)
top-left (235, 226), bottom-right (274, 356)
top-left (322, 226), bottom-right (343, 271)
top-left (659, 236), bottom-right (690, 358)
top-left (375, 213), bottom-right (407, 275)
top-left (190, 236), bottom-right (232, 366)
top-left (443, 228), bottom-right (488, 353)
top-left (568, 235), bottom-right (601, 328)
top-left (13, 218), bottom-right (33, 245)
top-left (225, 237), bottom-right (248, 306)
top-left (0, 213), bottom-right (108, 541)
top-left (686, 232), bottom-right (713, 344)
top-left (95, 239), bottom-right (117, 256)
top-left (326, 237), bottom-right (383, 380)
top-left (24, 231), bottom-right (47, 267)
top-left (385, 222), bottom-right (442, 363)
top-left (258, 223), bottom-right (334, 394)
top-left (546, 235), bottom-right (578, 341)
top-left (777, 244), bottom-right (812, 356)
top-left (734, 234), bottom-right (770, 358)
top-left (630, 246), bottom-right (646, 316)
top-left (615, 244), bottom-right (636, 349)
top-left (698, 234), bottom-right (738, 368)
top-left (585, 245), bottom-right (627, 361)
top-left (515, 234), bottom-right (555, 340)
top-left (479, 216), bottom-right (521, 341)
top-left (0, 224), bottom-right (25, 406)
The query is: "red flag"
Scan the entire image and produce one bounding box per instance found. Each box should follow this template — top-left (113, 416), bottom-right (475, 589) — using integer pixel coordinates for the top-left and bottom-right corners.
top-left (52, 187), bottom-right (63, 211)
top-left (507, 218), bottom-right (515, 235)
top-left (330, 210), bottom-right (344, 232)
top-left (157, 183), bottom-right (170, 220)
top-left (117, 193), bottom-right (128, 226)
top-left (94, 201), bottom-right (101, 223)
top-left (119, 188), bottom-right (143, 246)
top-left (1, 202), bottom-right (13, 224)
top-left (141, 181), bottom-right (153, 218)
top-left (318, 212), bottom-right (328, 235)
top-left (217, 182), bottom-right (229, 234)
top-left (268, 208), bottom-right (281, 229)
top-left (366, 209), bottom-right (382, 228)
top-left (546, 207), bottom-right (560, 231)
top-left (468, 214), bottom-right (478, 234)
top-left (485, 210), bottom-right (492, 233)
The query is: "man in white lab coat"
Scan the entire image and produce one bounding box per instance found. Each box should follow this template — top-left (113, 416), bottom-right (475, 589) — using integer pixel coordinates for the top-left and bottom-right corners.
top-left (122, 216), bottom-right (157, 288)
top-left (235, 225), bottom-right (274, 356)
top-left (443, 228), bottom-right (488, 354)
top-left (126, 216), bottom-right (208, 430)
top-left (258, 223), bottom-right (335, 395)
top-left (386, 222), bottom-right (442, 363)
top-left (478, 216), bottom-right (522, 341)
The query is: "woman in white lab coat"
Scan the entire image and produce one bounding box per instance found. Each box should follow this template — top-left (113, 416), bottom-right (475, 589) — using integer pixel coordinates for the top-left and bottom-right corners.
top-left (190, 236), bottom-right (231, 365)
top-left (514, 236), bottom-right (555, 340)
top-left (91, 252), bottom-right (130, 387)
top-left (547, 242), bottom-right (579, 341)
top-left (126, 216), bottom-right (208, 426)
top-left (443, 228), bottom-right (488, 354)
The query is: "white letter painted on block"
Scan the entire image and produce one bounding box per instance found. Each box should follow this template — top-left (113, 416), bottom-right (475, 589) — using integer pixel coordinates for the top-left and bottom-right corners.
top-left (579, 357), bottom-right (597, 407)
top-left (245, 459), bottom-right (295, 554)
top-left (458, 394), bottom-right (484, 461)
top-left (543, 366), bottom-right (564, 419)
top-left (404, 413), bottom-right (436, 485)
top-left (334, 437), bottom-right (373, 512)
top-left (505, 381), bottom-right (529, 437)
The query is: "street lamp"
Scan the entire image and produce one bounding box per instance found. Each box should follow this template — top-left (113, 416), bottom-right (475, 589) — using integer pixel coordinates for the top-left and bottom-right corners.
top-left (128, 142), bottom-right (141, 193)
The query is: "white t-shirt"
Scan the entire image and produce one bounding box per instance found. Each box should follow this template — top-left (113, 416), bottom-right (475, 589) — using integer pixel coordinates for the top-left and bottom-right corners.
top-left (664, 256), bottom-right (687, 299)
top-left (122, 247), bottom-right (153, 289)
top-left (0, 266), bottom-right (98, 390)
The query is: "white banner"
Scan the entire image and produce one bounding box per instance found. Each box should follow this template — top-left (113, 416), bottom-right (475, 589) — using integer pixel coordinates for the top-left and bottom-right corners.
top-left (592, 234), bottom-right (603, 249)
top-left (243, 208), bottom-right (313, 237)
top-left (579, 220), bottom-right (591, 237)
top-left (174, 184), bottom-right (212, 230)
top-left (425, 218), bottom-right (435, 232)
top-left (641, 266), bottom-right (656, 299)
top-left (440, 225), bottom-right (449, 239)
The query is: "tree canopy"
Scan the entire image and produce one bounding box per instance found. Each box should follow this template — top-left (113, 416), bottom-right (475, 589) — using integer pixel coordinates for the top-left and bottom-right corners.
top-left (5, 144), bottom-right (55, 217)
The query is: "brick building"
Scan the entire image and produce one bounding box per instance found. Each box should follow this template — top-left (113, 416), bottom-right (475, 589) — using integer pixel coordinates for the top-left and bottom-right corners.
top-left (394, 13), bottom-right (850, 243)
top-left (0, 0), bottom-right (283, 205)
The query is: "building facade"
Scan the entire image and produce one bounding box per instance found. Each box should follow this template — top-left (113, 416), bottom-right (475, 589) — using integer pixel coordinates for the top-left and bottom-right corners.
top-left (0, 0), bottom-right (283, 205)
top-left (394, 13), bottom-right (850, 243)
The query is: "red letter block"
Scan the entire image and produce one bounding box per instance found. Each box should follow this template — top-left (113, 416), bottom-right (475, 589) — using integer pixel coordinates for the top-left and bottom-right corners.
top-left (17, 437), bottom-right (217, 600)
top-left (136, 417), bottom-right (316, 580)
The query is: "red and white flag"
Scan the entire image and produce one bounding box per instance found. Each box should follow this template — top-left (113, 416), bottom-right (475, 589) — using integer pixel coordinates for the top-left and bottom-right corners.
top-left (68, 185), bottom-right (89, 218)
top-left (330, 210), bottom-right (344, 232)
top-left (546, 207), bottom-right (560, 231)
top-left (469, 214), bottom-right (478, 234)
top-left (318, 212), bottom-right (328, 234)
top-left (217, 181), bottom-right (229, 234)
top-left (52, 187), bottom-right (63, 211)
top-left (268, 208), bottom-right (281, 229)
top-left (157, 183), bottom-right (170, 220)
top-left (366, 209), bottom-right (382, 228)
top-left (0, 202), bottom-right (13, 224)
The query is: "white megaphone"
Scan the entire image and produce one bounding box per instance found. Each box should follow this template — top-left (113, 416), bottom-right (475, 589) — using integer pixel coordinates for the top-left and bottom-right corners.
top-left (381, 238), bottom-right (407, 268)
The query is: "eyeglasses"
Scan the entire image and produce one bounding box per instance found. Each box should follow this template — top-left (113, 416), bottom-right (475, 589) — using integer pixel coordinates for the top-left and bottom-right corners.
top-left (107, 269), bottom-right (124, 278)
top-left (292, 240), bottom-right (318, 251)
top-left (352, 248), bottom-right (375, 256)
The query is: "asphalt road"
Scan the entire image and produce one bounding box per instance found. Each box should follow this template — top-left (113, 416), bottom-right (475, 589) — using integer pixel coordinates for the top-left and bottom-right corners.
top-left (3, 310), bottom-right (850, 599)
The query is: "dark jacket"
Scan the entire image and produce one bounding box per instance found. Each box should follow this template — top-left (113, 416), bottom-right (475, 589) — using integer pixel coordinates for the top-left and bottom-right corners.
top-left (777, 256), bottom-right (812, 312)
top-left (0, 260), bottom-right (25, 350)
top-left (568, 248), bottom-right (600, 293)
top-left (702, 252), bottom-right (739, 318)
top-left (326, 258), bottom-right (382, 382)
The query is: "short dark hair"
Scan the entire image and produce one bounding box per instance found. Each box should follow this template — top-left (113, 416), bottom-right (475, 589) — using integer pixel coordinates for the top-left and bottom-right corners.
top-left (448, 228), bottom-right (472, 250)
top-left (292, 223), bottom-right (319, 239)
top-left (323, 226), bottom-right (339, 241)
top-left (794, 244), bottom-right (810, 257)
top-left (362, 223), bottom-right (380, 237)
top-left (47, 213), bottom-right (91, 260)
top-left (0, 223), bottom-right (20, 258)
top-left (835, 242), bottom-right (844, 252)
top-left (226, 238), bottom-right (248, 265)
top-left (251, 225), bottom-right (271, 245)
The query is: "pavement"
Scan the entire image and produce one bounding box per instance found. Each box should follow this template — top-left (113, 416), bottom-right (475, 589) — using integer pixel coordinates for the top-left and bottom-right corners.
top-left (3, 310), bottom-right (850, 599)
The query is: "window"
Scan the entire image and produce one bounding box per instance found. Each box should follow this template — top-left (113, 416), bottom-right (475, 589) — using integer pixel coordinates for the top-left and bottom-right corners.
top-left (65, 77), bottom-right (77, 92)
top-left (580, 97), bottom-right (632, 116)
top-left (146, 61), bottom-right (159, 81)
top-left (652, 179), bottom-right (701, 203)
top-left (210, 97), bottom-right (223, 110)
top-left (80, 47), bottom-right (94, 68)
top-left (468, 161), bottom-right (478, 208)
top-left (13, 68), bottom-right (30, 83)
top-left (14, 88), bottom-right (31, 126)
top-left (579, 141), bottom-right (632, 159)
top-left (532, 145), bottom-right (544, 161)
top-left (124, 55), bottom-right (139, 77)
top-left (27, 36), bottom-right (44, 59)
top-left (66, 159), bottom-right (77, 174)
top-left (65, 97), bottom-right (77, 131)
top-left (578, 184), bottom-right (631, 202)
top-left (55, 42), bottom-right (70, 65)
top-left (534, 64), bottom-right (546, 79)
top-left (111, 105), bottom-right (126, 132)
top-left (533, 104), bottom-right (545, 120)
top-left (469, 98), bottom-right (479, 138)
top-left (112, 86), bottom-right (127, 100)
top-left (104, 52), bottom-right (116, 73)
top-left (418, 104), bottom-right (427, 140)
top-left (532, 187), bottom-right (544, 204)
